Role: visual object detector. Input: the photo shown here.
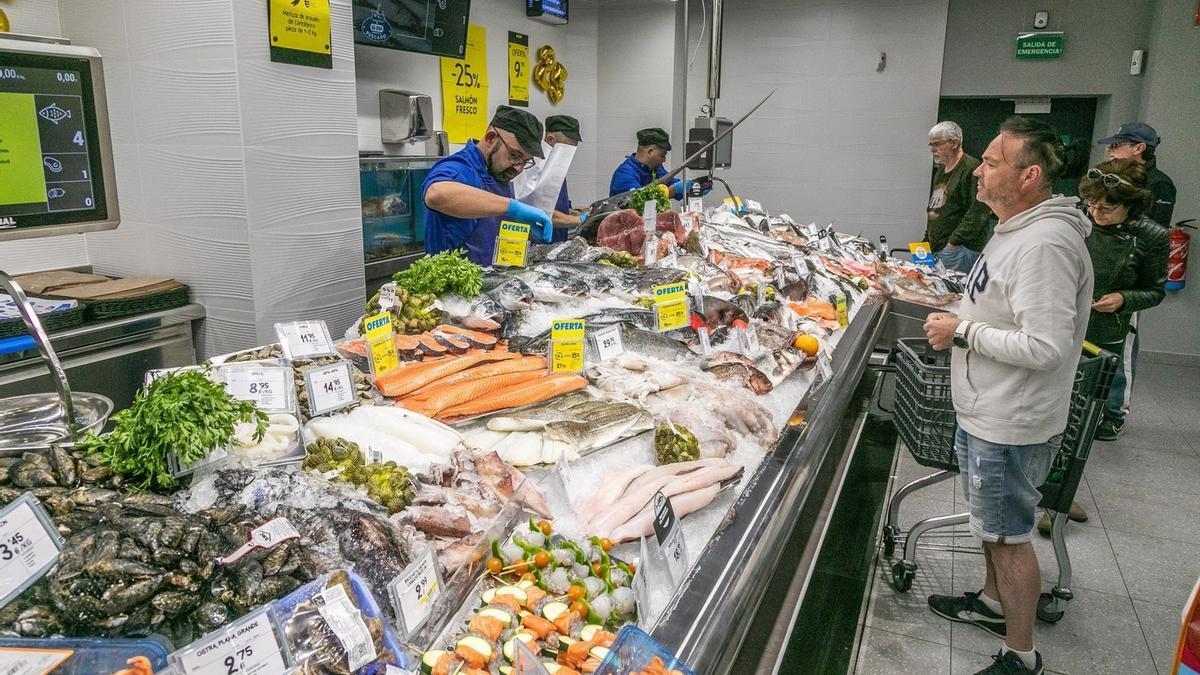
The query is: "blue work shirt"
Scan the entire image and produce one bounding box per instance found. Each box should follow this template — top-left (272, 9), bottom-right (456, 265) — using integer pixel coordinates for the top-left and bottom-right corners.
top-left (609, 154), bottom-right (680, 198)
top-left (422, 141), bottom-right (513, 266)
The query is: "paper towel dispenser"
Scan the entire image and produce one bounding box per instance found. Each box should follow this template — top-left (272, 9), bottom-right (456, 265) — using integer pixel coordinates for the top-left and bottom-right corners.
top-left (379, 89), bottom-right (433, 143)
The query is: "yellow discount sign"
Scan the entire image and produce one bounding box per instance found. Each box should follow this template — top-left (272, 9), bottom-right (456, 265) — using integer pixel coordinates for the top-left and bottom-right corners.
top-left (508, 32), bottom-right (530, 107)
top-left (362, 312), bottom-right (394, 342)
top-left (653, 282), bottom-right (690, 332)
top-left (268, 0), bottom-right (332, 69)
top-left (368, 337), bottom-right (400, 376)
top-left (494, 220), bottom-right (531, 268)
top-left (440, 24), bottom-right (489, 143)
top-left (550, 319), bottom-right (586, 373)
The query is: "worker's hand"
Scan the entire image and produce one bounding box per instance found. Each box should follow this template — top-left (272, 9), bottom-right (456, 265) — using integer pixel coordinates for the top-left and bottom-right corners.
top-left (578, 210), bottom-right (590, 225)
top-left (697, 178), bottom-right (713, 197)
top-left (505, 199), bottom-right (553, 235)
top-left (1092, 292), bottom-right (1124, 313)
top-left (923, 312), bottom-right (961, 351)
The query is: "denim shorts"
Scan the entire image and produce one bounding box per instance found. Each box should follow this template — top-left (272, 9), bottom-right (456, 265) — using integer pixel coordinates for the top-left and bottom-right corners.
top-left (955, 427), bottom-right (1061, 544)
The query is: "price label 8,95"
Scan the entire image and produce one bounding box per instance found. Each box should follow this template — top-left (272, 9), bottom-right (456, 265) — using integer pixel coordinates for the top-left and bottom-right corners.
top-left (223, 365), bottom-right (292, 413)
top-left (0, 494), bottom-right (64, 610)
top-left (171, 606), bottom-right (289, 675)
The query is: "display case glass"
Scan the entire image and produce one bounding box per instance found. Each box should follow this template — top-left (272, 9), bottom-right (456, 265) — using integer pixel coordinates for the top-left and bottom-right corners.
top-left (359, 156), bottom-right (440, 264)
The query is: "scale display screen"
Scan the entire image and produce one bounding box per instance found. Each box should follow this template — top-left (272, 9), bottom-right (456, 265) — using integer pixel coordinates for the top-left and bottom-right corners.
top-left (0, 45), bottom-right (115, 238)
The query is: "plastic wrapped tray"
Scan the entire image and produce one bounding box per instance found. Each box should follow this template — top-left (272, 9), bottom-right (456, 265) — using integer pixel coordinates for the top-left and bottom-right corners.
top-left (594, 625), bottom-right (696, 675)
top-left (271, 569), bottom-right (412, 674)
top-left (0, 636), bottom-right (171, 674)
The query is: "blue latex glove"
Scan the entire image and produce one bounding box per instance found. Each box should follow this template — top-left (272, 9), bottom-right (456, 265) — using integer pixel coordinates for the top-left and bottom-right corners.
top-left (673, 181), bottom-right (692, 199)
top-left (578, 210), bottom-right (590, 225)
top-left (505, 199), bottom-right (553, 241)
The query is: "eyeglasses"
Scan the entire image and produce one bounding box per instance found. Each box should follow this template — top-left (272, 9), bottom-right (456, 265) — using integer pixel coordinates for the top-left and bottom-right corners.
top-left (492, 128), bottom-right (536, 170)
top-left (928, 139), bottom-right (952, 149)
top-left (1107, 141), bottom-right (1134, 152)
top-left (1085, 168), bottom-right (1133, 188)
top-left (1085, 201), bottom-right (1121, 215)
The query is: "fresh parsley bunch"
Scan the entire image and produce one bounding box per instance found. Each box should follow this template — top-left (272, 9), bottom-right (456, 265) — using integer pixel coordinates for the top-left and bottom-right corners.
top-left (392, 249), bottom-right (483, 299)
top-left (79, 369), bottom-right (267, 489)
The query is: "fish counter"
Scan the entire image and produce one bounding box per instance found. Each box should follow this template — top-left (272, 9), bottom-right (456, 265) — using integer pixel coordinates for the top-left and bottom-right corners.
top-left (0, 191), bottom-right (962, 674)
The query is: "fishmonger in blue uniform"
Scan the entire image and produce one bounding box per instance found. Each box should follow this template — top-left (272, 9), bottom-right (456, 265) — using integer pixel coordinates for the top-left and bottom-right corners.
top-left (608, 128), bottom-right (710, 199)
top-left (422, 106), bottom-right (555, 265)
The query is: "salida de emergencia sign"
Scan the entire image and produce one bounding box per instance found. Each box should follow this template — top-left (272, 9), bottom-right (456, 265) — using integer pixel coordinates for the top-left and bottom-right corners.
top-left (1015, 33), bottom-right (1064, 60)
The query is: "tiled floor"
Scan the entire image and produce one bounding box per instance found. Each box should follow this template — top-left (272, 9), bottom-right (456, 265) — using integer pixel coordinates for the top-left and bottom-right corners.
top-left (853, 360), bottom-right (1200, 675)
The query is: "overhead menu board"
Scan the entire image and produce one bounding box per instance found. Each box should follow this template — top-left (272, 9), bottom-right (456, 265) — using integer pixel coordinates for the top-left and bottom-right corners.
top-left (353, 0), bottom-right (471, 58)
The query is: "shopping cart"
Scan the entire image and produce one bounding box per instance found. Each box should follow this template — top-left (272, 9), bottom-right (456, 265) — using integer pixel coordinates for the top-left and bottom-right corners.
top-left (881, 338), bottom-right (1118, 622)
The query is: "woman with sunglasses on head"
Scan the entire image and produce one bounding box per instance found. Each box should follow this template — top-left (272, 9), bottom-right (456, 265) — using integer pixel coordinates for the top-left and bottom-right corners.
top-left (1078, 159), bottom-right (1169, 440)
top-left (1039, 159), bottom-right (1168, 536)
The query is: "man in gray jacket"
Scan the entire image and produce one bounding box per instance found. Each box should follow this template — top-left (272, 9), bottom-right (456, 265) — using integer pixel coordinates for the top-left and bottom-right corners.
top-left (923, 117), bottom-right (1093, 675)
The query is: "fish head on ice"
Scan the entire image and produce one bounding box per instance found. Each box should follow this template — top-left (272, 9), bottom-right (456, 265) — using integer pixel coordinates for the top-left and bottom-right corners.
top-left (488, 277), bottom-right (535, 310)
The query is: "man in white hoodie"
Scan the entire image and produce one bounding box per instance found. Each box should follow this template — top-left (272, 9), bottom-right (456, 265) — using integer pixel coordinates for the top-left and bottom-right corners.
top-left (923, 117), bottom-right (1093, 675)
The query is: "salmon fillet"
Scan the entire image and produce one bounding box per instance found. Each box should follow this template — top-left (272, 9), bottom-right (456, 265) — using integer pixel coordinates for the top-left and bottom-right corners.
top-left (439, 375), bottom-right (588, 420)
top-left (374, 351), bottom-right (518, 398)
top-left (401, 370), bottom-right (545, 417)
top-left (404, 356), bottom-right (547, 402)
top-left (436, 325), bottom-right (499, 349)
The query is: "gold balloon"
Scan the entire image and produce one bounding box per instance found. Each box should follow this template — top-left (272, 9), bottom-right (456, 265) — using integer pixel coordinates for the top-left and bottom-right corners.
top-left (0, 9), bottom-right (10, 33)
top-left (533, 63), bottom-right (550, 91)
top-left (551, 62), bottom-right (567, 83)
top-left (533, 45), bottom-right (567, 104)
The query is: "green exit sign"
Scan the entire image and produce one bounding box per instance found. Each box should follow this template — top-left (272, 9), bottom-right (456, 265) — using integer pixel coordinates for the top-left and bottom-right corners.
top-left (1016, 33), bottom-right (1065, 60)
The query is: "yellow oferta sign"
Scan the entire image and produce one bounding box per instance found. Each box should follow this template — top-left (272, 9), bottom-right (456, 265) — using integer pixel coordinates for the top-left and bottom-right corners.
top-left (652, 282), bottom-right (690, 332)
top-left (441, 24), bottom-right (489, 143)
top-left (508, 32), bottom-right (530, 107)
top-left (550, 319), bottom-right (586, 373)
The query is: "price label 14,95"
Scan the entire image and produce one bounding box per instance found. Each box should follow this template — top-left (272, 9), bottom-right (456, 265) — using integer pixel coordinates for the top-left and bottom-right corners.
top-left (0, 494), bottom-right (64, 610)
top-left (304, 362), bottom-right (357, 416)
top-left (171, 606), bottom-right (289, 675)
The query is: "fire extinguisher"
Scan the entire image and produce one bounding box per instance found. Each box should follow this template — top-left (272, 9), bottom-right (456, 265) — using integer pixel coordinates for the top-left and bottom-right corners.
top-left (1166, 219), bottom-right (1196, 291)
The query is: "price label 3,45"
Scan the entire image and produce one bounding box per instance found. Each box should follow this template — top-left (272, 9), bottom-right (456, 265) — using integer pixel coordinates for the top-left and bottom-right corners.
top-left (388, 547), bottom-right (444, 638)
top-left (171, 607), bottom-right (289, 675)
top-left (0, 494), bottom-right (64, 610)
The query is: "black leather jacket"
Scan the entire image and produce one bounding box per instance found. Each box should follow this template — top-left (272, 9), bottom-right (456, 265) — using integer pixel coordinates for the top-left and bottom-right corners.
top-left (1084, 214), bottom-right (1169, 344)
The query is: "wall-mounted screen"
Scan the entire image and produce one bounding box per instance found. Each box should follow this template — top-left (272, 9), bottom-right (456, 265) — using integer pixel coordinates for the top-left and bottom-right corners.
top-left (353, 0), bottom-right (471, 58)
top-left (0, 37), bottom-right (119, 241)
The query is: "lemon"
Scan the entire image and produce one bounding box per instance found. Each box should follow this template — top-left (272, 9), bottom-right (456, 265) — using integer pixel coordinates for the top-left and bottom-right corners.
top-left (793, 334), bottom-right (820, 356)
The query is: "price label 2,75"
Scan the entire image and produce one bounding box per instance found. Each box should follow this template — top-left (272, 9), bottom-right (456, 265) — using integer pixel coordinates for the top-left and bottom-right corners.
top-left (304, 362), bottom-right (357, 416)
top-left (0, 494), bottom-right (63, 610)
top-left (171, 606), bottom-right (289, 675)
top-left (388, 547), bottom-right (444, 638)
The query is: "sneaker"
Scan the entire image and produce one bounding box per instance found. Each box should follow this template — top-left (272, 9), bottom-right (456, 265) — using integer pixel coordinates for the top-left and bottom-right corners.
top-left (927, 590), bottom-right (1007, 638)
top-left (1036, 510), bottom-right (1053, 537)
top-left (1095, 417), bottom-right (1124, 441)
top-left (975, 649), bottom-right (1044, 674)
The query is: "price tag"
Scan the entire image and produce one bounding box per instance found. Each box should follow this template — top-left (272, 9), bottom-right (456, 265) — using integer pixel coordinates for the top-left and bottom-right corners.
top-left (275, 320), bottom-right (335, 360)
top-left (217, 517), bottom-right (301, 565)
top-left (688, 278), bottom-right (705, 314)
top-left (223, 365), bottom-right (292, 412)
top-left (388, 548), bottom-right (444, 638)
top-left (792, 255), bottom-right (807, 277)
top-left (315, 583), bottom-right (377, 671)
top-left (697, 327), bottom-right (712, 356)
top-left (304, 362), bottom-right (357, 416)
top-left (642, 234), bottom-right (658, 265)
top-left (835, 295), bottom-right (849, 328)
top-left (0, 647), bottom-right (73, 674)
top-left (634, 537), bottom-right (652, 626)
top-left (652, 491), bottom-right (688, 585)
top-left (737, 326), bottom-right (762, 355)
top-left (494, 220), bottom-right (531, 268)
top-left (679, 213), bottom-right (697, 235)
top-left (652, 282), bottom-right (690, 333)
top-left (775, 266), bottom-right (787, 288)
top-left (549, 319), bottom-right (586, 373)
top-left (687, 197), bottom-right (704, 214)
top-left (591, 325), bottom-right (625, 362)
top-left (378, 282), bottom-right (398, 310)
top-left (172, 607), bottom-right (289, 675)
top-left (368, 337), bottom-right (400, 377)
top-left (0, 495), bottom-right (63, 610)
top-left (757, 283), bottom-right (766, 306)
top-left (362, 312), bottom-right (394, 343)
top-left (745, 198), bottom-right (763, 212)
top-left (642, 202), bottom-right (657, 233)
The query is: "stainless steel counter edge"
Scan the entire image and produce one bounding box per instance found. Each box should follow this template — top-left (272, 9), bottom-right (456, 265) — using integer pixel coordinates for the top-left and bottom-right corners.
top-left (0, 304), bottom-right (206, 364)
top-left (649, 299), bottom-right (890, 671)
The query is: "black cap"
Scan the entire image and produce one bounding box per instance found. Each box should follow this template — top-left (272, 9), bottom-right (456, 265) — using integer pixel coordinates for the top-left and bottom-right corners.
top-left (636, 127), bottom-right (671, 150)
top-left (490, 105), bottom-right (545, 158)
top-left (546, 115), bottom-right (582, 142)
top-left (1098, 122), bottom-right (1160, 147)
